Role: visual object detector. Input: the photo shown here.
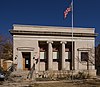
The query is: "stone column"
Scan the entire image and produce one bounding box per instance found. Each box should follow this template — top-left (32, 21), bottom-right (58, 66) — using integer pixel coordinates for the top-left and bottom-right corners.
top-left (47, 41), bottom-right (53, 70)
top-left (17, 51), bottom-right (23, 70)
top-left (60, 41), bottom-right (67, 70)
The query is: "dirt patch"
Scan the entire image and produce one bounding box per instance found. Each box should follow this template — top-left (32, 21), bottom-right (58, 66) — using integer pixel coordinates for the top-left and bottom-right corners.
top-left (0, 81), bottom-right (100, 87)
top-left (0, 79), bottom-right (100, 87)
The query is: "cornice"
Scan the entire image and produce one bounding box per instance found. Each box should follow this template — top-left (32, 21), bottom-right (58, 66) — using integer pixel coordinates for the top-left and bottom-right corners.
top-left (9, 30), bottom-right (98, 37)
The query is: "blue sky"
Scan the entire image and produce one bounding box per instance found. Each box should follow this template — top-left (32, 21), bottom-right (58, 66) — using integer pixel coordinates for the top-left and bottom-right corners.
top-left (0, 0), bottom-right (100, 45)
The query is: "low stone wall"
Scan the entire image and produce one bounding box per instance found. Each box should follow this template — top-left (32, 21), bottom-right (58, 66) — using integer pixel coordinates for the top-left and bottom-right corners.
top-left (10, 69), bottom-right (96, 81)
top-left (37, 70), bottom-right (96, 79)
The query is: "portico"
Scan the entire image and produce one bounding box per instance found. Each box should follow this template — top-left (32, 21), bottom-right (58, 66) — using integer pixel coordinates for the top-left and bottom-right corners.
top-left (38, 41), bottom-right (72, 71)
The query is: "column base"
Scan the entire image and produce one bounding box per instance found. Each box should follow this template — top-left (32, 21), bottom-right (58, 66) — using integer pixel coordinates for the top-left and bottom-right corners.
top-left (62, 68), bottom-right (66, 71)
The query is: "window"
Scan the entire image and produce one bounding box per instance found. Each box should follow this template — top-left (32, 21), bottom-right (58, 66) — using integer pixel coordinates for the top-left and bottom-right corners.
top-left (81, 52), bottom-right (88, 61)
top-left (65, 52), bottom-right (71, 59)
top-left (65, 48), bottom-right (71, 62)
top-left (39, 47), bottom-right (47, 60)
top-left (53, 47), bottom-right (59, 62)
top-left (53, 52), bottom-right (59, 59)
top-left (40, 52), bottom-right (46, 59)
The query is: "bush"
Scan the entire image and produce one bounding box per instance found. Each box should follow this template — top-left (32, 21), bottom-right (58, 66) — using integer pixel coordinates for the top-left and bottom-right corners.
top-left (36, 71), bottom-right (91, 81)
top-left (0, 66), bottom-right (6, 74)
top-left (73, 72), bottom-right (90, 79)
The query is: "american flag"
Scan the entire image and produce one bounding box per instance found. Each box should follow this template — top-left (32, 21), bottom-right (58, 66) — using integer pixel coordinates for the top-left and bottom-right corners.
top-left (64, 2), bottom-right (72, 19)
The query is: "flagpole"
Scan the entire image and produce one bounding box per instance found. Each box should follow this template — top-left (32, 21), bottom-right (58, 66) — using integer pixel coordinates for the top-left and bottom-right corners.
top-left (71, 0), bottom-right (74, 80)
top-left (64, 0), bottom-right (74, 80)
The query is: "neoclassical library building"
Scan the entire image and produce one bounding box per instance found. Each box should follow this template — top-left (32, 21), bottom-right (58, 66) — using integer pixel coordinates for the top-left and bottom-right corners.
top-left (10, 24), bottom-right (97, 76)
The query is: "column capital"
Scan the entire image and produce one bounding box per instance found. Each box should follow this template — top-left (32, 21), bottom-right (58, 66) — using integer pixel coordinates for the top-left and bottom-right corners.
top-left (60, 41), bottom-right (67, 44)
top-left (47, 41), bottom-right (53, 44)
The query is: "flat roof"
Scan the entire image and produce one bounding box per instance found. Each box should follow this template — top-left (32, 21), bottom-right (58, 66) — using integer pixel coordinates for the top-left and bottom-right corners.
top-left (12, 24), bottom-right (95, 34)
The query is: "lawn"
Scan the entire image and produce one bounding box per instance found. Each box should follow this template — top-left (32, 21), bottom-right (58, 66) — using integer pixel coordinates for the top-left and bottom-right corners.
top-left (1, 79), bottom-right (100, 87)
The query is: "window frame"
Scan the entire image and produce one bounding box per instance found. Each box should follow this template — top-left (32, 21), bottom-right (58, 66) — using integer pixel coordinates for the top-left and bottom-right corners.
top-left (77, 48), bottom-right (91, 63)
top-left (39, 47), bottom-right (47, 62)
top-left (81, 52), bottom-right (89, 62)
top-left (52, 47), bottom-right (59, 62)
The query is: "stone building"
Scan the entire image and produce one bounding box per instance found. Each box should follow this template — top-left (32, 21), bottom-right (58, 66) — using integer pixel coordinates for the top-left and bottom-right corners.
top-left (10, 24), bottom-right (97, 76)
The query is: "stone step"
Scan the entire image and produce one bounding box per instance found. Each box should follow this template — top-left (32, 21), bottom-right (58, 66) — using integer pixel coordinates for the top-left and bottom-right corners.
top-left (10, 70), bottom-right (30, 81)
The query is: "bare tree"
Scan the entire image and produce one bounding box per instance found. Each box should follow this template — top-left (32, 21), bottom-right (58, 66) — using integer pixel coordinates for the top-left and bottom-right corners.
top-left (95, 44), bottom-right (100, 75)
top-left (1, 40), bottom-right (13, 60)
top-left (0, 35), bottom-right (13, 60)
top-left (75, 47), bottom-right (95, 77)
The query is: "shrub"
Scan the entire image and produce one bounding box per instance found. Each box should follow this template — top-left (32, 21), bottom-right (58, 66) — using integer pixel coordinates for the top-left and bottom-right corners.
top-left (73, 71), bottom-right (90, 79)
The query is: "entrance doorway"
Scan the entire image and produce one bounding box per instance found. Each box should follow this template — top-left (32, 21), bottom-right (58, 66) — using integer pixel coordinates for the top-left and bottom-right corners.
top-left (22, 52), bottom-right (31, 70)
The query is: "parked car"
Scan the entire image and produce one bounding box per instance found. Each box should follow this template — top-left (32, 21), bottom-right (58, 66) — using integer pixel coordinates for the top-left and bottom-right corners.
top-left (0, 72), bottom-right (5, 80)
top-left (0, 67), bottom-right (5, 81)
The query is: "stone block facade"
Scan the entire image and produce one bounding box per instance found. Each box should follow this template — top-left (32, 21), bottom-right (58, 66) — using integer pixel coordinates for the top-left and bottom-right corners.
top-left (10, 24), bottom-right (97, 77)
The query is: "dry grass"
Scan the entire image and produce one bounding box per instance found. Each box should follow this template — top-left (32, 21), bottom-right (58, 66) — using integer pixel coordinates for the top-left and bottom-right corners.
top-left (33, 82), bottom-right (76, 87)
top-left (0, 79), bottom-right (100, 87)
top-left (33, 80), bottom-right (100, 87)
